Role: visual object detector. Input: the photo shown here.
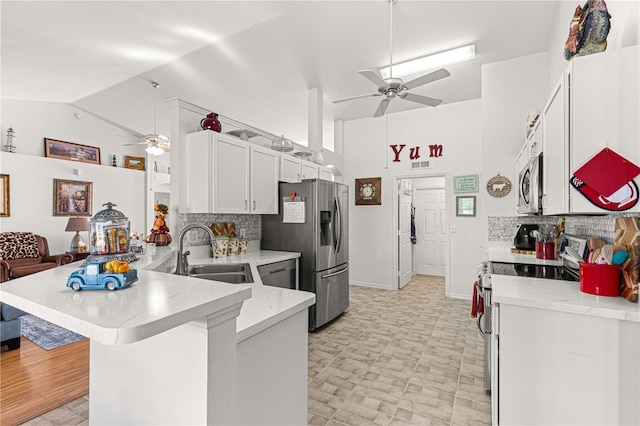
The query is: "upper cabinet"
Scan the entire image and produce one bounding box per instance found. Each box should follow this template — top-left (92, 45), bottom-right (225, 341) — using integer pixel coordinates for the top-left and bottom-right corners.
top-left (569, 45), bottom-right (639, 213)
top-left (542, 45), bottom-right (639, 215)
top-left (183, 131), bottom-right (277, 214)
top-left (250, 145), bottom-right (279, 214)
top-left (279, 155), bottom-right (333, 183)
top-left (280, 156), bottom-right (302, 183)
top-left (541, 72), bottom-right (569, 215)
top-left (302, 161), bottom-right (319, 180)
top-left (514, 139), bottom-right (530, 215)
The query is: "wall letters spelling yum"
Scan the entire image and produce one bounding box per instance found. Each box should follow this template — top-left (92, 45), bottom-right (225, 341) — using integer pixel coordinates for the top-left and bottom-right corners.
top-left (390, 144), bottom-right (443, 162)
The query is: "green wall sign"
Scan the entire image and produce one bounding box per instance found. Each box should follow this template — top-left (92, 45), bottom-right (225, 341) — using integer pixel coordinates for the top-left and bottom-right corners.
top-left (453, 174), bottom-right (479, 193)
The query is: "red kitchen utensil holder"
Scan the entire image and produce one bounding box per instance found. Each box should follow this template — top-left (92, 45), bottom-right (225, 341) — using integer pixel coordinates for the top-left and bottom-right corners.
top-left (579, 262), bottom-right (620, 297)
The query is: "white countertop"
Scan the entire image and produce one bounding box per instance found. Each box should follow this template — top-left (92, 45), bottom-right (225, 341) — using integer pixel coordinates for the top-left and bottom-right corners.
top-left (185, 246), bottom-right (315, 343)
top-left (486, 243), bottom-right (561, 265)
top-left (486, 242), bottom-right (639, 322)
top-left (0, 246), bottom-right (315, 344)
top-left (491, 272), bottom-right (640, 323)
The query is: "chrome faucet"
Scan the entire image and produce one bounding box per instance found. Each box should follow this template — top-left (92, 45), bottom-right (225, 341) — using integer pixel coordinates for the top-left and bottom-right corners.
top-left (176, 224), bottom-right (216, 275)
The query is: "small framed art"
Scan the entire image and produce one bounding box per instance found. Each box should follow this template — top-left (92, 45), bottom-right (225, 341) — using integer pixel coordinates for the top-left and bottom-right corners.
top-left (355, 177), bottom-right (381, 206)
top-left (44, 138), bottom-right (101, 165)
top-left (53, 179), bottom-right (93, 216)
top-left (125, 156), bottom-right (145, 171)
top-left (0, 174), bottom-right (9, 217)
top-left (456, 195), bottom-right (476, 217)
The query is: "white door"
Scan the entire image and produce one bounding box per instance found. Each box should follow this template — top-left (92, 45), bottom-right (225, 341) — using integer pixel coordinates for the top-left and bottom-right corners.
top-left (414, 188), bottom-right (446, 276)
top-left (398, 192), bottom-right (413, 289)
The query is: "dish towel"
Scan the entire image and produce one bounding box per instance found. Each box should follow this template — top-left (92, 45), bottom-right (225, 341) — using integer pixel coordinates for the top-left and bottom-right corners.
top-left (470, 281), bottom-right (484, 318)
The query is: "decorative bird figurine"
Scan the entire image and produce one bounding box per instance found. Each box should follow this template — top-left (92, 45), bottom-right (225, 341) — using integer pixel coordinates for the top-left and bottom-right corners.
top-left (564, 0), bottom-right (611, 60)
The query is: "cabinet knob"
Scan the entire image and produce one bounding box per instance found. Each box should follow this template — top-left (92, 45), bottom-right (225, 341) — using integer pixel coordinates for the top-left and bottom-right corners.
top-left (253, 200), bottom-right (256, 210)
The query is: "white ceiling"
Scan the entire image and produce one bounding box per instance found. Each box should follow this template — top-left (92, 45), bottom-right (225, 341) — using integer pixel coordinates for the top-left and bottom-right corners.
top-left (1, 1), bottom-right (561, 141)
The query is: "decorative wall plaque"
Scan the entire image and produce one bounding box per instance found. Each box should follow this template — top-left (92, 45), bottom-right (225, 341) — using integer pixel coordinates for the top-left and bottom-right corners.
top-left (486, 175), bottom-right (512, 197)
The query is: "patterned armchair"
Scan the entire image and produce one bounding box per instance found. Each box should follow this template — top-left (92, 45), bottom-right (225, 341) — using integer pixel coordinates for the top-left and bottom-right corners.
top-left (0, 232), bottom-right (73, 283)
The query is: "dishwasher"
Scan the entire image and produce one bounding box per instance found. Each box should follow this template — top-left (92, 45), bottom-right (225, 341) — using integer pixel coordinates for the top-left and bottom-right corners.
top-left (257, 259), bottom-right (297, 289)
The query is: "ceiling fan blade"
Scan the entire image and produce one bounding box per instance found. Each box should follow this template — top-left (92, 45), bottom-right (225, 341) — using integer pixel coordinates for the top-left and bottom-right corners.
top-left (359, 70), bottom-right (388, 88)
top-left (399, 92), bottom-right (443, 107)
top-left (122, 142), bottom-right (147, 146)
top-left (333, 93), bottom-right (381, 104)
top-left (402, 68), bottom-right (451, 90)
top-left (374, 98), bottom-right (391, 118)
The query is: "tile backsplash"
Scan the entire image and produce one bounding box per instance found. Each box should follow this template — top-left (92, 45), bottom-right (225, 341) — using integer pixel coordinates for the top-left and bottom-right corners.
top-left (489, 213), bottom-right (640, 245)
top-left (177, 213), bottom-right (260, 245)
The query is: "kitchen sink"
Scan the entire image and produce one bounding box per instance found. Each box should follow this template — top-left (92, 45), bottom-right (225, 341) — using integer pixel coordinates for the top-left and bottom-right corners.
top-left (187, 263), bottom-right (253, 284)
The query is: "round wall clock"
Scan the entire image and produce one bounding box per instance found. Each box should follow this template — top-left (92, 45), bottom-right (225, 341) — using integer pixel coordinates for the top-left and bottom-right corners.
top-left (486, 175), bottom-right (512, 197)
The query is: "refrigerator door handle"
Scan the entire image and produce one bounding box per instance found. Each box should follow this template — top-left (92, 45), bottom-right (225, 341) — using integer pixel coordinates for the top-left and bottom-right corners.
top-left (334, 196), bottom-right (342, 253)
top-left (321, 265), bottom-right (349, 279)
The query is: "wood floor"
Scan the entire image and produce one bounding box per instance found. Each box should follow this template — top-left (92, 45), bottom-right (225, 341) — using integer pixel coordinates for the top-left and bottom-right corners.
top-left (0, 337), bottom-right (89, 426)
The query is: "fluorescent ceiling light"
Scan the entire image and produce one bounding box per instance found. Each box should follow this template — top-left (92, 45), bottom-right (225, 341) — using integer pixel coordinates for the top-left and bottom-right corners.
top-left (381, 44), bottom-right (476, 79)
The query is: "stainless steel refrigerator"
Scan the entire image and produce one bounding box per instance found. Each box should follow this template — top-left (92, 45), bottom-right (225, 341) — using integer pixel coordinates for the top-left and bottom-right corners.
top-left (261, 179), bottom-right (349, 331)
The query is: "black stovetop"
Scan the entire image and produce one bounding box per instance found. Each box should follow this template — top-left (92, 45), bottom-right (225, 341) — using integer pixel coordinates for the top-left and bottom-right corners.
top-left (490, 261), bottom-right (580, 282)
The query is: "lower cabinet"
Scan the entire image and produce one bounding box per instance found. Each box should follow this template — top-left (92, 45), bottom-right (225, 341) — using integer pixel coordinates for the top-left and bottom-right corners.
top-left (497, 303), bottom-right (639, 425)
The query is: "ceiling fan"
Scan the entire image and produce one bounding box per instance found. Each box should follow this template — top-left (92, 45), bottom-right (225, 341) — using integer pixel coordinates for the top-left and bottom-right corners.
top-left (122, 81), bottom-right (170, 155)
top-left (333, 0), bottom-right (450, 118)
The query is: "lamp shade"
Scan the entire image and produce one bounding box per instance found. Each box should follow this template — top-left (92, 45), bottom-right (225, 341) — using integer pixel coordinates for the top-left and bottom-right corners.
top-left (65, 217), bottom-right (88, 232)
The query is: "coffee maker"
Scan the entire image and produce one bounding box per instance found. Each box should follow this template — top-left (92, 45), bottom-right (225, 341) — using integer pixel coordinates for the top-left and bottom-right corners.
top-left (513, 224), bottom-right (539, 251)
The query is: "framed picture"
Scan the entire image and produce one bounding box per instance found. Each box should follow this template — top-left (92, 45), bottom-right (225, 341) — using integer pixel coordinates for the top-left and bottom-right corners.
top-left (0, 174), bottom-right (9, 217)
top-left (355, 177), bottom-right (381, 205)
top-left (453, 174), bottom-right (479, 193)
top-left (44, 138), bottom-right (101, 165)
top-left (125, 155), bottom-right (145, 171)
top-left (456, 195), bottom-right (476, 217)
top-left (53, 179), bottom-right (93, 216)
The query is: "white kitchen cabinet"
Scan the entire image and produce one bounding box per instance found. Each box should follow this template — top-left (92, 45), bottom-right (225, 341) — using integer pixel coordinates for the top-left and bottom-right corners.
top-left (514, 140), bottom-right (529, 215)
top-left (279, 156), bottom-right (332, 182)
top-left (250, 144), bottom-right (278, 214)
top-left (301, 160), bottom-right (319, 180)
top-left (319, 166), bottom-right (334, 182)
top-left (280, 155), bottom-right (302, 183)
top-left (541, 45), bottom-right (639, 215)
top-left (541, 72), bottom-right (569, 215)
top-left (569, 45), bottom-right (639, 213)
top-left (527, 117), bottom-right (541, 157)
top-left (183, 130), bottom-right (277, 214)
top-left (497, 303), bottom-right (639, 425)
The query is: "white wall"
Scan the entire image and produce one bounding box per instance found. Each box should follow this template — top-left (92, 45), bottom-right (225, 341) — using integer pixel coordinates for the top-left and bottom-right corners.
top-left (0, 100), bottom-right (147, 254)
top-left (343, 99), bottom-right (481, 297)
top-left (546, 1), bottom-right (640, 89)
top-left (480, 52), bottom-right (549, 253)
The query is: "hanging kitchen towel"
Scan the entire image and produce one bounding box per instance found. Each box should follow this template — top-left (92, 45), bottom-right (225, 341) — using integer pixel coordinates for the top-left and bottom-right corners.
top-left (470, 281), bottom-right (483, 318)
top-left (570, 147), bottom-right (640, 211)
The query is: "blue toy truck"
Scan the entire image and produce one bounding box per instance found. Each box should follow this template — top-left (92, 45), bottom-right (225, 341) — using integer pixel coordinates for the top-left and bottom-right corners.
top-left (67, 261), bottom-right (138, 291)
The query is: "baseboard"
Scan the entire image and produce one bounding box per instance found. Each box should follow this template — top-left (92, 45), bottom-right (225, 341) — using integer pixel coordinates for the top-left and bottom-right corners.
top-left (449, 291), bottom-right (472, 300)
top-left (350, 281), bottom-right (394, 290)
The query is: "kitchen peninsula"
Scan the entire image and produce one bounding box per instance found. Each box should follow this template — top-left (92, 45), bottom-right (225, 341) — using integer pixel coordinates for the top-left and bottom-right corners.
top-left (0, 246), bottom-right (315, 425)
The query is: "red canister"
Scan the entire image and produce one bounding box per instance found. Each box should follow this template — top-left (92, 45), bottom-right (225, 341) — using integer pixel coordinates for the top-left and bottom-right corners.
top-left (535, 242), bottom-right (555, 259)
top-left (579, 263), bottom-right (620, 296)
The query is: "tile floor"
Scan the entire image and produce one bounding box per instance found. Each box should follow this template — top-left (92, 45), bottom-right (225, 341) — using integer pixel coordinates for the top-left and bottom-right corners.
top-left (21, 275), bottom-right (491, 426)
top-left (307, 275), bottom-right (491, 425)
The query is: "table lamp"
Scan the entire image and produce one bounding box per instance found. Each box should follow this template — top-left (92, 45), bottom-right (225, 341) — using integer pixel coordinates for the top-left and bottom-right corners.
top-left (66, 217), bottom-right (88, 253)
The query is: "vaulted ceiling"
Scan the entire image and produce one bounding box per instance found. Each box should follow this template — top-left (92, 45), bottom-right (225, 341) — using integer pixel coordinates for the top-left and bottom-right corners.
top-left (2, 1), bottom-right (561, 142)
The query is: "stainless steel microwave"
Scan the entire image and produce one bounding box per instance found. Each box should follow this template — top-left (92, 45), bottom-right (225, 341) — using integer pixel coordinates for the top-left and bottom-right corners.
top-left (517, 154), bottom-right (542, 214)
